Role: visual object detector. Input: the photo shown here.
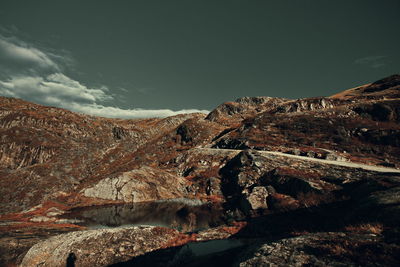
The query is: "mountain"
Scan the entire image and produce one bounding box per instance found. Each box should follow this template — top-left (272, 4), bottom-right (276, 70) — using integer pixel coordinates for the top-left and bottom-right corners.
top-left (1, 75), bottom-right (400, 266)
top-left (331, 74), bottom-right (400, 99)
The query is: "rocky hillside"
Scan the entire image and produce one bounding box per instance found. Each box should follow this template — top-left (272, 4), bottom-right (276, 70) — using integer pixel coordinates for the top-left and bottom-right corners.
top-left (1, 74), bottom-right (400, 266)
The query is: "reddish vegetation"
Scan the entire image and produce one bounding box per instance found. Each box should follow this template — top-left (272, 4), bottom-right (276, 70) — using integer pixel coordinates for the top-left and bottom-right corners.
top-left (0, 221), bottom-right (84, 232)
top-left (220, 221), bottom-right (247, 235)
top-left (344, 223), bottom-right (384, 235)
top-left (309, 238), bottom-right (400, 265)
top-left (273, 167), bottom-right (322, 180)
top-left (296, 192), bottom-right (341, 208)
top-left (268, 193), bottom-right (300, 211)
top-left (200, 194), bottom-right (224, 203)
top-left (161, 232), bottom-right (198, 249)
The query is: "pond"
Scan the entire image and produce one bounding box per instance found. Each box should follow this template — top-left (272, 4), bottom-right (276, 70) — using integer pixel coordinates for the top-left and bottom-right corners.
top-left (61, 198), bottom-right (226, 233)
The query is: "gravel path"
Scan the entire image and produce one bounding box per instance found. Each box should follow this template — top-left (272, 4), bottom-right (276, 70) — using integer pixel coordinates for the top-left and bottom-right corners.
top-left (195, 148), bottom-right (400, 173)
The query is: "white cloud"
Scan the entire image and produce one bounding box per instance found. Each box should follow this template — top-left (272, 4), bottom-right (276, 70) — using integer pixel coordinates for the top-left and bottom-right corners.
top-left (0, 34), bottom-right (209, 118)
top-left (0, 35), bottom-right (59, 71)
top-left (69, 104), bottom-right (209, 118)
top-left (354, 56), bottom-right (386, 68)
top-left (0, 73), bottom-right (208, 118)
top-left (0, 74), bottom-right (111, 104)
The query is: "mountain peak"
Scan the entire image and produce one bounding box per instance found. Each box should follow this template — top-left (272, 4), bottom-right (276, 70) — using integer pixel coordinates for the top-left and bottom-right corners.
top-left (330, 74), bottom-right (400, 99)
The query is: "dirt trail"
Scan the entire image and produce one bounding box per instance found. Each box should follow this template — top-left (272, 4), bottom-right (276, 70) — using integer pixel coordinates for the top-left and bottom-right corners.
top-left (195, 148), bottom-right (400, 173)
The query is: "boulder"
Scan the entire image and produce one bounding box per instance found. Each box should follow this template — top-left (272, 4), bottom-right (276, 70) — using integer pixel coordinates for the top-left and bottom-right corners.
top-left (176, 124), bottom-right (193, 143)
top-left (241, 186), bottom-right (269, 212)
top-left (82, 167), bottom-right (187, 202)
top-left (21, 226), bottom-right (184, 267)
top-left (112, 126), bottom-right (129, 140)
top-left (263, 171), bottom-right (323, 198)
top-left (206, 177), bottom-right (222, 196)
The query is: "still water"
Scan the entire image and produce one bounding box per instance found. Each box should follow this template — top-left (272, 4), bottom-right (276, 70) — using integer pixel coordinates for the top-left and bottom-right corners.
top-left (61, 198), bottom-right (225, 232)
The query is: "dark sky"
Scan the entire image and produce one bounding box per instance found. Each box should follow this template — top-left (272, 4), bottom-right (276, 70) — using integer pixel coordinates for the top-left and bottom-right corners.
top-left (0, 0), bottom-right (399, 117)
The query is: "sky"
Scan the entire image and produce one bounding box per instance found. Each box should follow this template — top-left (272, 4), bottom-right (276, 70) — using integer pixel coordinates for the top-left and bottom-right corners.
top-left (0, 0), bottom-right (399, 118)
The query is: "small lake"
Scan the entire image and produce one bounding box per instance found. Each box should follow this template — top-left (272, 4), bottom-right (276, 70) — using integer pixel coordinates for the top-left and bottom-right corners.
top-left (61, 198), bottom-right (226, 232)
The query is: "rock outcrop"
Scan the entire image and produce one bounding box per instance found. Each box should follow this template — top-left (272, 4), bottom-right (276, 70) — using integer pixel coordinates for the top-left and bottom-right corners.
top-left (205, 96), bottom-right (287, 124)
top-left (220, 150), bottom-right (400, 216)
top-left (82, 167), bottom-right (188, 202)
top-left (20, 226), bottom-right (184, 267)
top-left (236, 232), bottom-right (400, 266)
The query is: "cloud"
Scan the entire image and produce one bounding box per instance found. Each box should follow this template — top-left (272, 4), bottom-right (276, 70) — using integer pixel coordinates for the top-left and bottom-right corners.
top-left (0, 34), bottom-right (208, 118)
top-left (0, 74), bottom-right (209, 118)
top-left (118, 87), bottom-right (129, 93)
top-left (0, 73), bottom-right (111, 105)
top-left (0, 35), bottom-right (59, 72)
top-left (354, 56), bottom-right (387, 68)
top-left (68, 104), bottom-right (209, 118)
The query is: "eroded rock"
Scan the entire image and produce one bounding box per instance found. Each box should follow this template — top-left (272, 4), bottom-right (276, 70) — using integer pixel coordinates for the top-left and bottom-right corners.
top-left (82, 167), bottom-right (187, 202)
top-left (21, 226), bottom-right (183, 267)
top-left (236, 232), bottom-right (399, 267)
top-left (241, 186), bottom-right (269, 212)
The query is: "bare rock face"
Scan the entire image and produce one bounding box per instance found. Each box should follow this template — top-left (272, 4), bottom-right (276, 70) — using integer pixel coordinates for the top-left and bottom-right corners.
top-left (205, 96), bottom-right (287, 124)
top-left (20, 226), bottom-right (183, 267)
top-left (82, 167), bottom-right (188, 202)
top-left (353, 102), bottom-right (400, 122)
top-left (236, 232), bottom-right (399, 267)
top-left (241, 186), bottom-right (269, 211)
top-left (205, 177), bottom-right (223, 196)
top-left (354, 185), bottom-right (400, 225)
top-left (269, 97), bottom-right (348, 114)
top-left (262, 169), bottom-right (324, 198)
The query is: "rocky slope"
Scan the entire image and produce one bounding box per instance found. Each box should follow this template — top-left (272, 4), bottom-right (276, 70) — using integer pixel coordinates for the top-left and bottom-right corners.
top-left (0, 74), bottom-right (400, 266)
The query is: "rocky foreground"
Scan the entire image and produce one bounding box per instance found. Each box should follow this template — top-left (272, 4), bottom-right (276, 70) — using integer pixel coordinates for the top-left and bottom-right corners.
top-left (1, 75), bottom-right (400, 266)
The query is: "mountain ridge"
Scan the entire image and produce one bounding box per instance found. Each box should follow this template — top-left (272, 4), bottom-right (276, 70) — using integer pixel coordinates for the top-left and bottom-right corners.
top-left (1, 74), bottom-right (400, 266)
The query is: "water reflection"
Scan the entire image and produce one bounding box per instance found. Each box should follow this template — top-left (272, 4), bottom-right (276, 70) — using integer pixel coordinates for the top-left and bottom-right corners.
top-left (62, 199), bottom-right (225, 232)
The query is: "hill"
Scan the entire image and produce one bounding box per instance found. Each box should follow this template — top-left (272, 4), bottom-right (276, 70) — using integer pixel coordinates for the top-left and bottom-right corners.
top-left (1, 75), bottom-right (400, 266)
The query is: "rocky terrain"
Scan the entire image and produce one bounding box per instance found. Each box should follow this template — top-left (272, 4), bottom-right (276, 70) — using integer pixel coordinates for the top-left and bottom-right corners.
top-left (0, 74), bottom-right (400, 266)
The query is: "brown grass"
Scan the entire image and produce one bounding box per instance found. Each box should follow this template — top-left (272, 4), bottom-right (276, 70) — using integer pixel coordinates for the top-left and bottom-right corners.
top-left (198, 194), bottom-right (224, 203)
top-left (289, 230), bottom-right (310, 236)
top-left (274, 167), bottom-right (321, 180)
top-left (309, 237), bottom-right (400, 265)
top-left (297, 192), bottom-right (336, 208)
top-left (161, 232), bottom-right (198, 249)
top-left (344, 223), bottom-right (384, 235)
top-left (220, 221), bottom-right (247, 235)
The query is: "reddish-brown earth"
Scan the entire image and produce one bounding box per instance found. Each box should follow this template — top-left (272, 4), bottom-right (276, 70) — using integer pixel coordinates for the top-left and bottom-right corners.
top-left (1, 74), bottom-right (400, 266)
